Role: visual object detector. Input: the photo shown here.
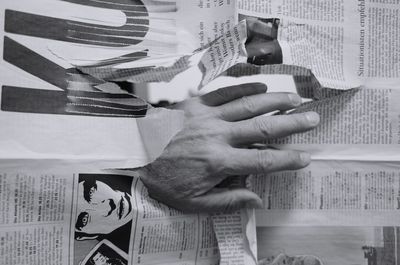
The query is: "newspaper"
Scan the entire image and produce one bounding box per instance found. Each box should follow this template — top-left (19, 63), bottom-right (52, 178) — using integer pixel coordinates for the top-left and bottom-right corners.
top-left (245, 86), bottom-right (400, 264)
top-left (0, 168), bottom-right (216, 265)
top-left (0, 0), bottom-right (258, 264)
top-left (269, 87), bottom-right (400, 160)
top-left (226, 64), bottom-right (324, 99)
top-left (0, 160), bottom-right (256, 265)
top-left (233, 1), bottom-right (400, 264)
top-left (2, 0), bottom-right (399, 264)
top-left (0, 0), bottom-right (242, 164)
top-left (237, 0), bottom-right (400, 91)
top-left (47, 0), bottom-right (246, 87)
top-left (249, 84), bottom-right (400, 264)
top-left (250, 160), bottom-right (400, 265)
top-left (71, 20), bottom-right (248, 87)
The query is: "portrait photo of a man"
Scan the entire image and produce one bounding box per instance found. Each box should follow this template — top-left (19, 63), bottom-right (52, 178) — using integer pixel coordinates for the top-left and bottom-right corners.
top-left (74, 174), bottom-right (135, 264)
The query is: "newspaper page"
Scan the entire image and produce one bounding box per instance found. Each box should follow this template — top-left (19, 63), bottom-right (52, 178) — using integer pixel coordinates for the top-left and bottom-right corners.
top-left (0, 165), bottom-right (257, 265)
top-left (176, 0), bottom-right (237, 50)
top-left (0, 168), bottom-right (218, 265)
top-left (234, 1), bottom-right (400, 264)
top-left (225, 64), bottom-right (324, 99)
top-left (250, 160), bottom-right (400, 265)
top-left (251, 88), bottom-right (400, 263)
top-left (71, 20), bottom-right (248, 87)
top-left (0, 0), bottom-right (243, 163)
top-left (47, 0), bottom-right (244, 86)
top-left (0, 0), bottom-right (191, 167)
top-left (237, 0), bottom-right (400, 91)
top-left (212, 210), bottom-right (258, 265)
top-left (0, 1), bottom-right (257, 264)
top-left (267, 88), bottom-right (400, 161)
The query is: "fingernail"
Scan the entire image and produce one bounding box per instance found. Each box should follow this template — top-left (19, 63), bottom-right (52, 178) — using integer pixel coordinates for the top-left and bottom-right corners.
top-left (300, 152), bottom-right (311, 165)
top-left (288, 94), bottom-right (302, 106)
top-left (305, 112), bottom-right (320, 126)
top-left (254, 83), bottom-right (268, 92)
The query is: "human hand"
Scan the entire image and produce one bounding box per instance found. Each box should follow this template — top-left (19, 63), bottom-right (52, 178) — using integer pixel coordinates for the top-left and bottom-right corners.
top-left (137, 83), bottom-right (320, 212)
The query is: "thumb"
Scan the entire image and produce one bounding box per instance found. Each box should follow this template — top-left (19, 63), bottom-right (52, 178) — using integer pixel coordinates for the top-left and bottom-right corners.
top-left (189, 188), bottom-right (263, 213)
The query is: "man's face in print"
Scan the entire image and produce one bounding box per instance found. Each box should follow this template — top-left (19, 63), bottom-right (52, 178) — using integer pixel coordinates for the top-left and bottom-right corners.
top-left (75, 179), bottom-right (133, 236)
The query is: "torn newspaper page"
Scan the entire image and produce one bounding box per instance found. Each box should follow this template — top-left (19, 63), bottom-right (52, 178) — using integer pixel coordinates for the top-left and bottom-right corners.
top-left (257, 226), bottom-right (399, 265)
top-left (0, 166), bottom-right (256, 265)
top-left (267, 87), bottom-right (400, 161)
top-left (226, 64), bottom-right (324, 99)
top-left (239, 86), bottom-right (400, 265)
top-left (0, 0), bottom-right (188, 167)
top-left (0, 168), bottom-right (220, 265)
top-left (47, 0), bottom-right (241, 87)
top-left (1, 2), bottom-right (256, 264)
top-left (53, 20), bottom-right (248, 88)
top-left (46, 0), bottom-right (237, 65)
top-left (212, 210), bottom-right (258, 265)
top-left (250, 160), bottom-right (400, 265)
top-left (237, 0), bottom-right (400, 91)
top-left (250, 161), bottom-right (400, 227)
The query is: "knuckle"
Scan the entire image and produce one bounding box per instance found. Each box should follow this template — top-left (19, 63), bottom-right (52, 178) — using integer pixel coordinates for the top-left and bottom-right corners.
top-left (281, 115), bottom-right (307, 132)
top-left (256, 151), bottom-right (274, 172)
top-left (288, 115), bottom-right (305, 129)
top-left (281, 151), bottom-right (308, 170)
top-left (208, 122), bottom-right (231, 142)
top-left (239, 96), bottom-right (257, 115)
top-left (294, 114), bottom-right (312, 129)
top-left (204, 148), bottom-right (226, 175)
top-left (253, 117), bottom-right (274, 138)
top-left (288, 152), bottom-right (305, 166)
top-left (221, 152), bottom-right (242, 175)
top-left (284, 151), bottom-right (299, 163)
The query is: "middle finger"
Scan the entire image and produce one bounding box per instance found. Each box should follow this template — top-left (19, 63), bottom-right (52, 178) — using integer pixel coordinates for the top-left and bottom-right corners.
top-left (217, 92), bottom-right (302, 121)
top-left (228, 111), bottom-right (320, 144)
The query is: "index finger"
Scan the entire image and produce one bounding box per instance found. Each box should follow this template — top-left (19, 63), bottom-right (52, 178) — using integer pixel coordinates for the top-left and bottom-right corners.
top-left (200, 83), bottom-right (267, 106)
top-left (228, 112), bottom-right (320, 144)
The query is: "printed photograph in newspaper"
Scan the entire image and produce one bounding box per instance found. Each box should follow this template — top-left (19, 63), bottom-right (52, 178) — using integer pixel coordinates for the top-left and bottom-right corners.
top-left (74, 174), bottom-right (135, 265)
top-left (257, 226), bottom-right (400, 265)
top-left (79, 239), bottom-right (128, 265)
top-left (239, 14), bottom-right (283, 66)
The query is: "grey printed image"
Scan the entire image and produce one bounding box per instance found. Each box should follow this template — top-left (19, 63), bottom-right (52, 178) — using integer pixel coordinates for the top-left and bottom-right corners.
top-left (79, 240), bottom-right (128, 265)
top-left (257, 226), bottom-right (400, 265)
top-left (239, 14), bottom-right (283, 65)
top-left (74, 174), bottom-right (135, 265)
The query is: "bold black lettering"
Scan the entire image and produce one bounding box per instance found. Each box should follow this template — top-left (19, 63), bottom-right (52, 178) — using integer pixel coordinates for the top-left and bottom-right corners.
top-left (2, 0), bottom-right (151, 116)
top-left (5, 0), bottom-right (149, 47)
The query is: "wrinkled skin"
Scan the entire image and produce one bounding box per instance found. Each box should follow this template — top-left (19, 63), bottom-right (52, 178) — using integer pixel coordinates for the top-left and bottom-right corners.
top-left (137, 83), bottom-right (320, 213)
